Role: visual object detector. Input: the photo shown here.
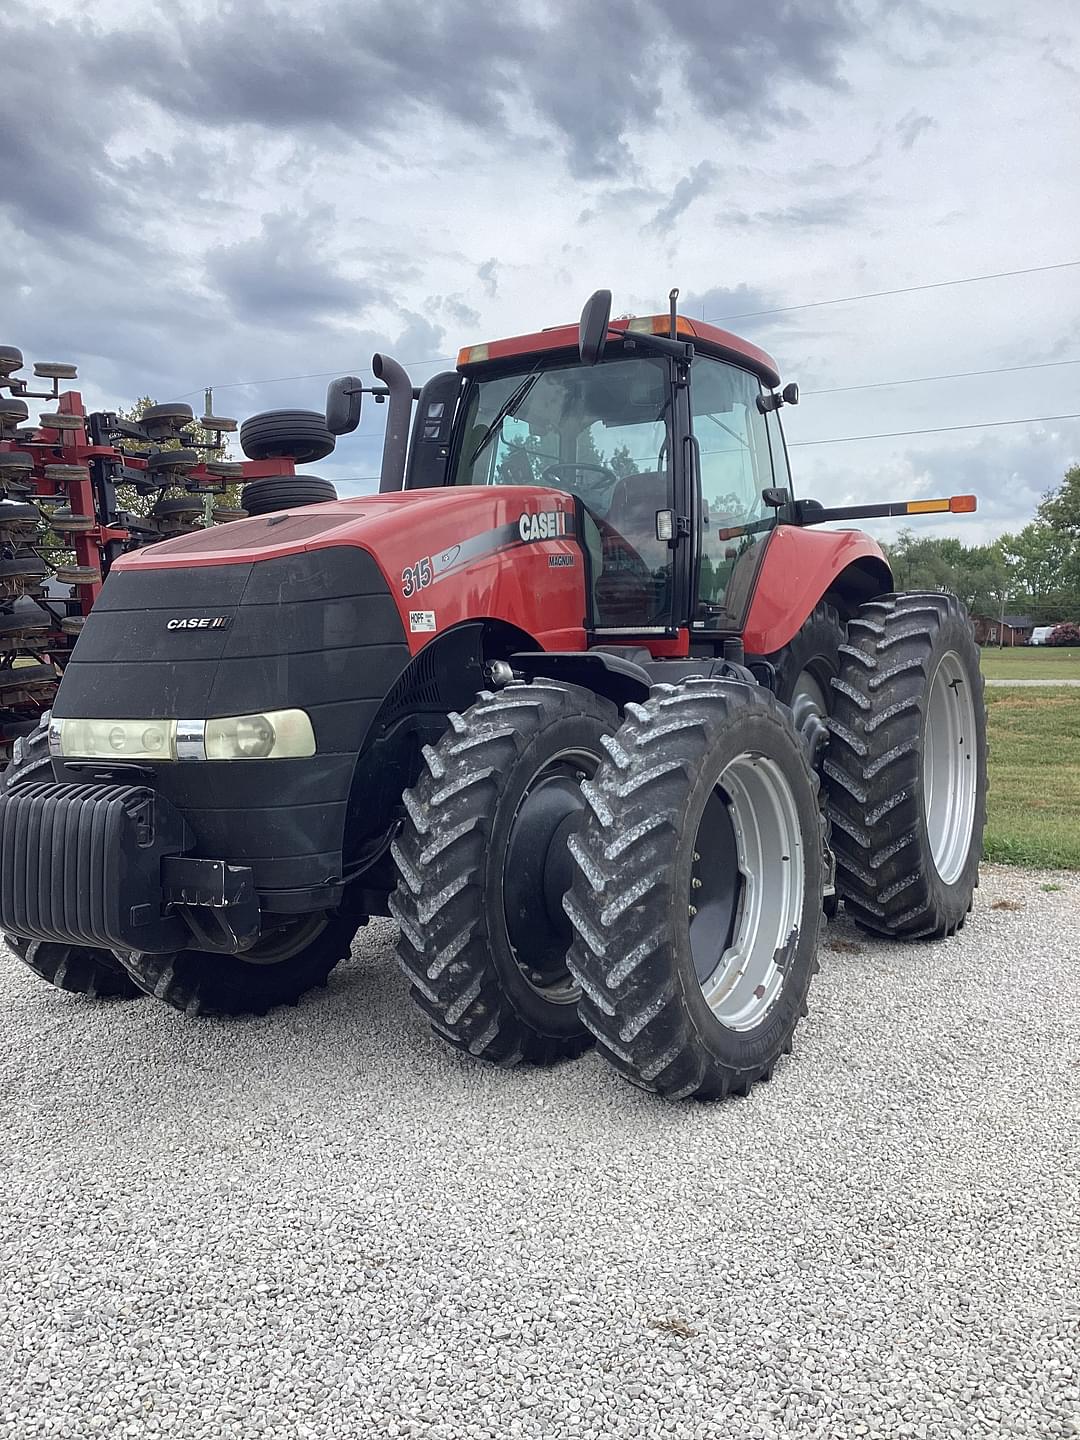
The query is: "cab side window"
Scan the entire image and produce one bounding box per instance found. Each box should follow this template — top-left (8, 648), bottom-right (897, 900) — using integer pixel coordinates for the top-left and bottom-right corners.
top-left (691, 359), bottom-right (774, 612)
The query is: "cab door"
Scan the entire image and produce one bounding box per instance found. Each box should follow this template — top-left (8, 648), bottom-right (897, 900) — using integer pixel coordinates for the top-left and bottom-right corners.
top-left (689, 357), bottom-right (781, 633)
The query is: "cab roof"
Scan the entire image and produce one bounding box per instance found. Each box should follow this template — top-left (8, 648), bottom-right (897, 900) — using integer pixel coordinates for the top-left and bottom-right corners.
top-left (457, 313), bottom-right (781, 390)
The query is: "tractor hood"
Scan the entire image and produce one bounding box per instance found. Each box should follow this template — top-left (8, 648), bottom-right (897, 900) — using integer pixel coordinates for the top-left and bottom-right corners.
top-left (112, 488), bottom-right (572, 574)
top-left (111, 486), bottom-right (589, 657)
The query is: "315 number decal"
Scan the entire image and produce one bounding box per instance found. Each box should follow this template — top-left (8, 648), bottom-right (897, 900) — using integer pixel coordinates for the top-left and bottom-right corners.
top-left (401, 557), bottom-right (432, 598)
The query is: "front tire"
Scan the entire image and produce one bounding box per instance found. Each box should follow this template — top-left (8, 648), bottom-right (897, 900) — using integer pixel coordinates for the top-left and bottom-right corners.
top-left (824, 592), bottom-right (986, 938)
top-left (390, 681), bottom-right (618, 1067)
top-left (565, 680), bottom-right (825, 1100)
top-left (115, 908), bottom-right (363, 1016)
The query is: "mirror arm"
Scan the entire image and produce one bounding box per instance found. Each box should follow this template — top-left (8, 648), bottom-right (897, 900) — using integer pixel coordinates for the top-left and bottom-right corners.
top-left (610, 329), bottom-right (694, 362)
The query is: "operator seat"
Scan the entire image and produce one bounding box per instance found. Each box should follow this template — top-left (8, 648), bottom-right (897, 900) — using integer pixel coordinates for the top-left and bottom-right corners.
top-left (594, 471), bottom-right (671, 626)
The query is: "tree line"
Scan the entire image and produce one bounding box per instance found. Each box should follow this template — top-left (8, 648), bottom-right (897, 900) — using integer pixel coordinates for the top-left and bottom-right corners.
top-left (884, 463), bottom-right (1080, 622)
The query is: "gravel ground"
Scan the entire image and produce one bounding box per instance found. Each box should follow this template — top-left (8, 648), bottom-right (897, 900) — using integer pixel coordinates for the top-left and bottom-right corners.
top-left (1, 863), bottom-right (1077, 1440)
top-left (982, 678), bottom-right (1080, 687)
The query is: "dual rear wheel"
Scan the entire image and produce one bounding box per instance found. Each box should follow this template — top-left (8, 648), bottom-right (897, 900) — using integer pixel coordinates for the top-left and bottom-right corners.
top-left (393, 593), bottom-right (986, 1098)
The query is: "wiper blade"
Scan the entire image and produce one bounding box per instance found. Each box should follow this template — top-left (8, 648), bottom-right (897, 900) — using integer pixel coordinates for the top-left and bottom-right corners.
top-left (469, 366), bottom-right (543, 466)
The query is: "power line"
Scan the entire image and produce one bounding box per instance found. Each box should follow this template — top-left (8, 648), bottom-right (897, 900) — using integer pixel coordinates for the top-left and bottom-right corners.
top-left (172, 257), bottom-right (1080, 401)
top-left (802, 357), bottom-right (1080, 397)
top-left (788, 412), bottom-right (1080, 448)
top-left (704, 259), bottom-right (1080, 324)
top-left (170, 354), bottom-right (455, 401)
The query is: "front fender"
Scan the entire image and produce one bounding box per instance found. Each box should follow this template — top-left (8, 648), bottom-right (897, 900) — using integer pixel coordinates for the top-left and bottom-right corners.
top-left (743, 526), bottom-right (892, 654)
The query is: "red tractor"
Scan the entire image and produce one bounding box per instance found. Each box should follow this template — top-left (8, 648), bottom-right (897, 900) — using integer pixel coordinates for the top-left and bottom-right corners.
top-left (0, 294), bottom-right (987, 1100)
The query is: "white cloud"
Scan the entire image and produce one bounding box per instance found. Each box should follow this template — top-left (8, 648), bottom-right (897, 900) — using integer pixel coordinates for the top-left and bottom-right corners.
top-left (1, 0), bottom-right (1077, 526)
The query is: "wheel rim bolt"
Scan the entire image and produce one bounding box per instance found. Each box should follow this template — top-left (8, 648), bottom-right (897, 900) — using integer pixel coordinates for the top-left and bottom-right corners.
top-left (688, 905), bottom-right (698, 917)
top-left (691, 877), bottom-right (702, 889)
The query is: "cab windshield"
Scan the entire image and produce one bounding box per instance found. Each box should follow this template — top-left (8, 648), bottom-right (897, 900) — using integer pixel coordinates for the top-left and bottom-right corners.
top-left (453, 355), bottom-right (673, 628)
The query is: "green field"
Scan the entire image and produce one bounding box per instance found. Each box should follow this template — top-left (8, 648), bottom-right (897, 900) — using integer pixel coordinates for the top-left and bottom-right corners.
top-left (983, 686), bottom-right (1080, 869)
top-left (979, 645), bottom-right (1080, 680)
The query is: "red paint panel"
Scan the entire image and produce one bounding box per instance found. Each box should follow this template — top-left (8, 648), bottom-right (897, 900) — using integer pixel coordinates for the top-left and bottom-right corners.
top-left (460, 315), bottom-right (780, 387)
top-left (743, 526), bottom-right (892, 654)
top-left (116, 487), bottom-right (589, 654)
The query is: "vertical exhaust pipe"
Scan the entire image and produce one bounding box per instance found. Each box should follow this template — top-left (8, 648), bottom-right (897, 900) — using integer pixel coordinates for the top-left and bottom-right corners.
top-left (373, 353), bottom-right (413, 493)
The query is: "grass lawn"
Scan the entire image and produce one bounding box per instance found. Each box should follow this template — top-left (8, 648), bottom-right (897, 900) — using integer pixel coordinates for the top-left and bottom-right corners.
top-left (979, 645), bottom-right (1080, 680)
top-left (983, 686), bottom-right (1080, 869)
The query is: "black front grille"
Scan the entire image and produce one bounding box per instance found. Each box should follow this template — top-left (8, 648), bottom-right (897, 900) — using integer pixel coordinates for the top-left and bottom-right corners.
top-left (0, 782), bottom-right (192, 951)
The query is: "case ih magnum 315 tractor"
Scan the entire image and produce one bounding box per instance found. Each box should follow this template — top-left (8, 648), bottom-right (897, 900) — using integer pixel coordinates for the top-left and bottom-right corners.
top-left (0, 293), bottom-right (986, 1100)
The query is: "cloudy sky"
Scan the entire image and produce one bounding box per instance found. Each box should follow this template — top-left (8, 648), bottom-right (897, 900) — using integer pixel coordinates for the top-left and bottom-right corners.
top-left (3, 0), bottom-right (1078, 542)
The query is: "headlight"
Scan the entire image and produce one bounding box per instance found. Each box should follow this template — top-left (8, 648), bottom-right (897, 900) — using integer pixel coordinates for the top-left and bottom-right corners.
top-left (51, 710), bottom-right (315, 761)
top-left (204, 710), bottom-right (316, 760)
top-left (52, 718), bottom-right (178, 761)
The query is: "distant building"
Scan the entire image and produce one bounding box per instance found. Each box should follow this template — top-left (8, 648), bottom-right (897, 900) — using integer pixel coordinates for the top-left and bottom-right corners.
top-left (973, 614), bottom-right (1035, 646)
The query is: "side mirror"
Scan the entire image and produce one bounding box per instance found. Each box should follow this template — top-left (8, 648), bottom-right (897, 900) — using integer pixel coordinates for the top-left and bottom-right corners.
top-left (325, 375), bottom-right (364, 435)
top-left (579, 289), bottom-right (612, 366)
top-left (781, 381), bottom-right (799, 406)
top-left (762, 487), bottom-right (791, 510)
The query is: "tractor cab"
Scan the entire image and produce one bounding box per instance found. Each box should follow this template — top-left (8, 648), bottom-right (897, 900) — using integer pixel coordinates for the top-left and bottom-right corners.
top-left (398, 292), bottom-right (794, 646)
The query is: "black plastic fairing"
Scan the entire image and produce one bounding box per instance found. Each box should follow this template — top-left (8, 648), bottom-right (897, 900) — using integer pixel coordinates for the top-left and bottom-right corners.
top-left (51, 547), bottom-right (411, 892)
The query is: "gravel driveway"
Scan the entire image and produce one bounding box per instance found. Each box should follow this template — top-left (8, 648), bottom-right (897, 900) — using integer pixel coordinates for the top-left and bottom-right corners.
top-left (1, 864), bottom-right (1077, 1440)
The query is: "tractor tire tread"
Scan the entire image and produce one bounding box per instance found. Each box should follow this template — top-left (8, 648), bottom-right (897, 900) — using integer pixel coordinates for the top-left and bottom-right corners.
top-left (564, 679), bottom-right (824, 1100)
top-left (115, 909), bottom-right (361, 1017)
top-left (391, 683), bottom-right (609, 1067)
top-left (824, 591), bottom-right (986, 940)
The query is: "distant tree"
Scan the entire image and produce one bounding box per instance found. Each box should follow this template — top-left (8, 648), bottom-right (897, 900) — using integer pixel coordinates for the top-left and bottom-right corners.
top-left (999, 523), bottom-right (1077, 608)
top-left (610, 444), bottom-right (638, 480)
top-left (116, 397), bottom-right (238, 519)
top-left (1038, 463), bottom-right (1080, 538)
top-left (1047, 622), bottom-right (1080, 646)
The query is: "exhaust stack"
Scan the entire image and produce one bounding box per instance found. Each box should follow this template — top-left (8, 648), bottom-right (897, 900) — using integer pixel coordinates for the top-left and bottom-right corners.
top-left (373, 354), bottom-right (413, 493)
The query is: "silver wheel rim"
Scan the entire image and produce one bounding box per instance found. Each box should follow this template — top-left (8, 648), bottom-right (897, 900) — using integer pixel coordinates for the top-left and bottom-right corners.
top-left (691, 753), bottom-right (805, 1032)
top-left (923, 650), bottom-right (978, 884)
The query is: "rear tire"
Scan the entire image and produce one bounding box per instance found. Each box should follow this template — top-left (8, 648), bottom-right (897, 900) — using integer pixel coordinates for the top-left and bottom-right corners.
top-left (824, 592), bottom-right (986, 938)
top-left (114, 907), bottom-right (363, 1016)
top-left (390, 681), bottom-right (618, 1067)
top-left (1, 723), bottom-right (141, 999)
top-left (565, 679), bottom-right (825, 1100)
top-left (767, 600), bottom-right (844, 763)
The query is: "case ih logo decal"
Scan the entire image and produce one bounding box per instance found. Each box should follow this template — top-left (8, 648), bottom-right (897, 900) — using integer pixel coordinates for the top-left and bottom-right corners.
top-left (166, 616), bottom-right (230, 630)
top-left (518, 510), bottom-right (567, 542)
top-left (402, 512), bottom-right (575, 597)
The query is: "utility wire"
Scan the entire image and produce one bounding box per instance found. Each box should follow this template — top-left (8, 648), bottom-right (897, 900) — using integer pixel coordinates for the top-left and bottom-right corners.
top-left (787, 412), bottom-right (1080, 447)
top-left (173, 257), bottom-right (1080, 401)
top-left (802, 357), bottom-right (1080, 396)
top-left (703, 259), bottom-right (1080, 324)
top-left (170, 354), bottom-right (454, 401)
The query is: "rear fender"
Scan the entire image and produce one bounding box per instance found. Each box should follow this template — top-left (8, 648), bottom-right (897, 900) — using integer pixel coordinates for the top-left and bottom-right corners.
top-left (743, 526), bottom-right (892, 654)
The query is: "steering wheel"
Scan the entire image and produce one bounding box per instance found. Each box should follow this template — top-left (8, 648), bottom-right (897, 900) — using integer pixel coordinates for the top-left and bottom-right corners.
top-left (541, 461), bottom-right (618, 502)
